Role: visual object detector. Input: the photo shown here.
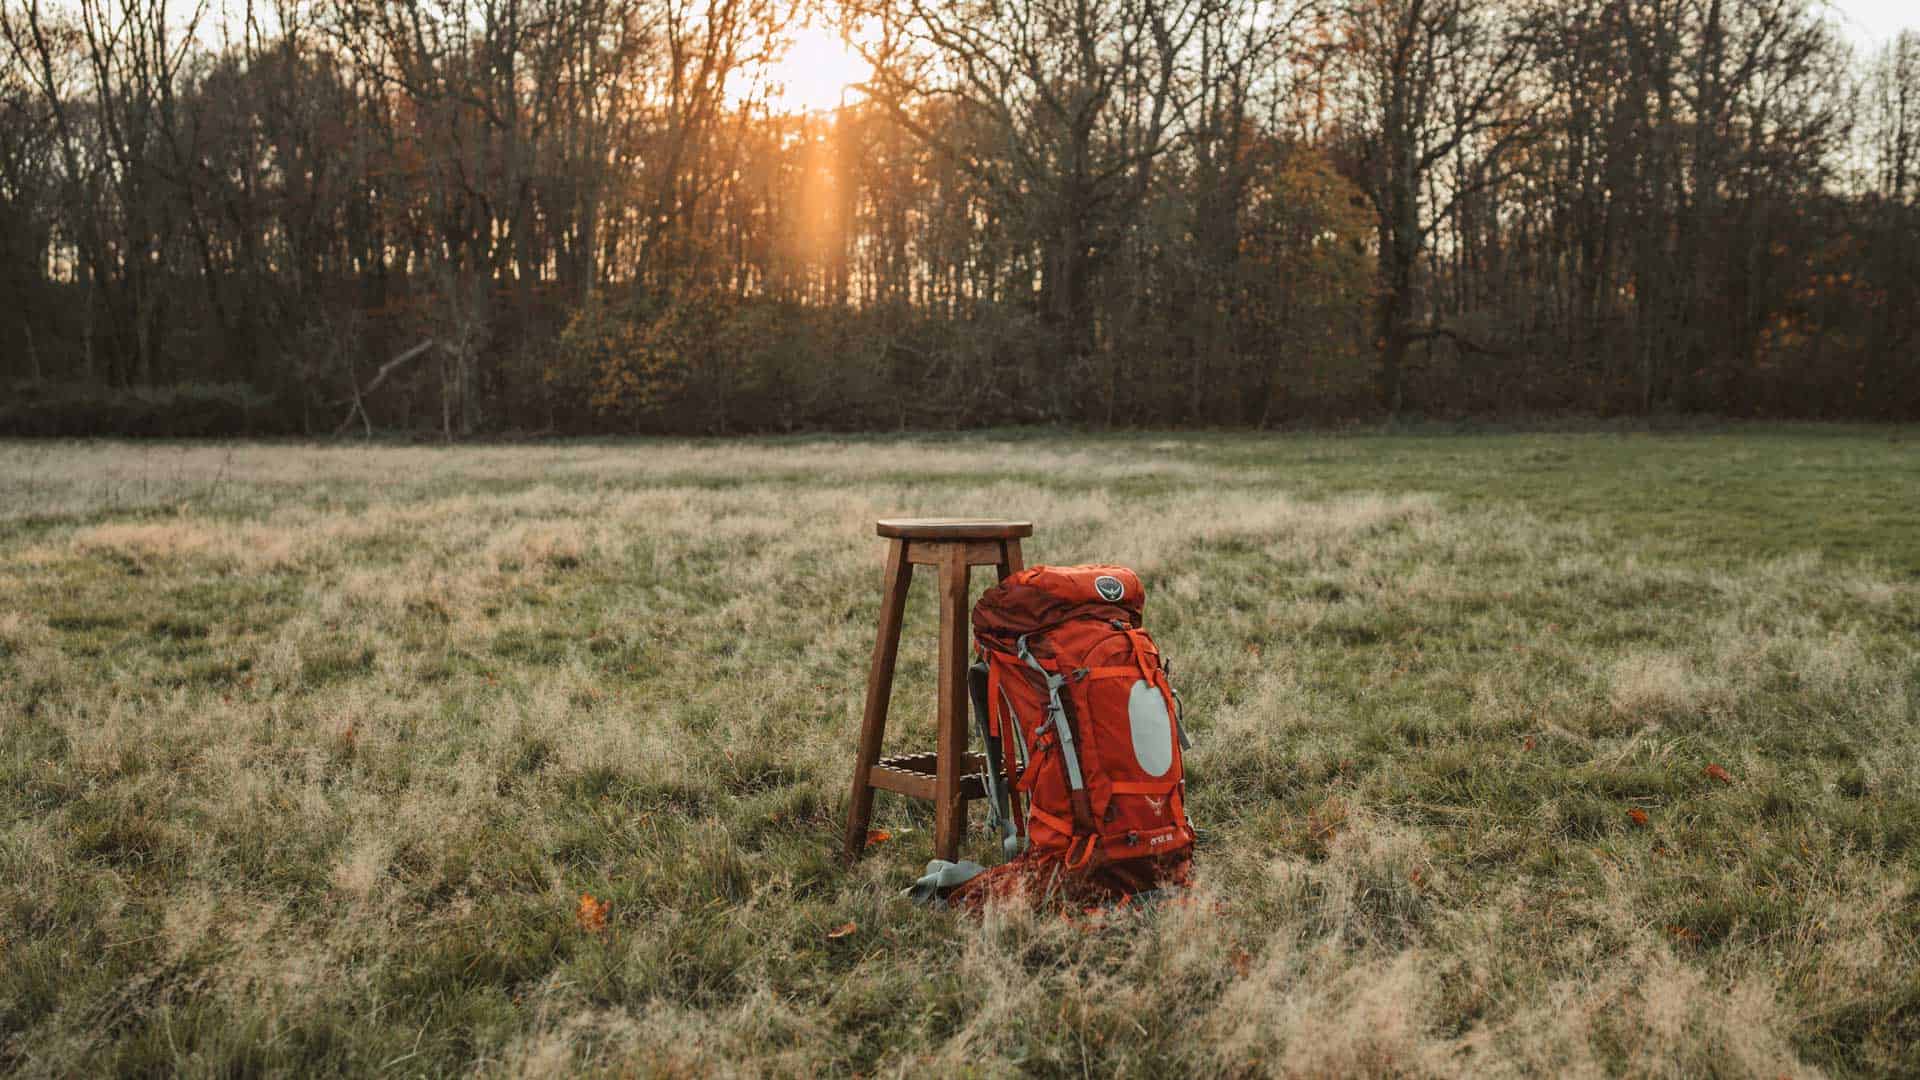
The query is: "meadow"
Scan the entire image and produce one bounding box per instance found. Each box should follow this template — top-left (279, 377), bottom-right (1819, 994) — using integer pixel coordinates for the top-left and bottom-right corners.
top-left (1, 426), bottom-right (1917, 1077)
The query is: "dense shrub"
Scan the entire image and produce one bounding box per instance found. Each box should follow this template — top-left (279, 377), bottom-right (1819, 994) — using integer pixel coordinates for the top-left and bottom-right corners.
top-left (0, 382), bottom-right (282, 437)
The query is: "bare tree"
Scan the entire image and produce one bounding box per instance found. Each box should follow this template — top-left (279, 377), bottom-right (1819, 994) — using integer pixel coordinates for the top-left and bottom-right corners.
top-left (857, 0), bottom-right (1207, 414)
top-left (1863, 31), bottom-right (1919, 203)
top-left (1333, 0), bottom-right (1537, 414)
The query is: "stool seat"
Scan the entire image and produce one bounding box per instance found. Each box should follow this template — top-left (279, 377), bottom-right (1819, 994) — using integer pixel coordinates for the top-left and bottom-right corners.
top-left (876, 519), bottom-right (1033, 541)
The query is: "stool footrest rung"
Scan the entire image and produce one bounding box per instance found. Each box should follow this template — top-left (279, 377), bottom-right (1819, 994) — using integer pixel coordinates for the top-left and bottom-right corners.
top-left (869, 751), bottom-right (989, 801)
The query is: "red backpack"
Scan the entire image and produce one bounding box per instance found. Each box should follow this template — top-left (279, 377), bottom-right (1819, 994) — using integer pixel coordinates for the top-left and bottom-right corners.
top-left (949, 564), bottom-right (1196, 906)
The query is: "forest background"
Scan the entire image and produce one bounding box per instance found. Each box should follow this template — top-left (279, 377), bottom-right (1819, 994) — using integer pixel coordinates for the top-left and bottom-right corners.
top-left (2, 0), bottom-right (1917, 436)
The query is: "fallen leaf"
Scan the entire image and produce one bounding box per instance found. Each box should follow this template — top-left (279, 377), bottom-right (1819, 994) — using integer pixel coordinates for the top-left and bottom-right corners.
top-left (576, 892), bottom-right (609, 934)
top-left (1628, 808), bottom-right (1650, 827)
top-left (826, 922), bottom-right (857, 940)
top-left (865, 829), bottom-right (892, 847)
top-left (1704, 763), bottom-right (1734, 784)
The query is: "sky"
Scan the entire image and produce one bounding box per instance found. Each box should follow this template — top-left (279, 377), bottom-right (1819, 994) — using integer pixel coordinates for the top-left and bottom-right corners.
top-left (1829, 0), bottom-right (1920, 50)
top-left (751, 3), bottom-right (1920, 113)
top-left (759, 22), bottom-right (870, 114)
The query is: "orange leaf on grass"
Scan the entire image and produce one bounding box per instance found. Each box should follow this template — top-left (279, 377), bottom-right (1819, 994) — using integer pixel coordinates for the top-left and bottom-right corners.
top-left (1704, 764), bottom-right (1734, 784)
top-left (1230, 949), bottom-right (1252, 978)
top-left (826, 922), bottom-right (857, 940)
top-left (1628, 808), bottom-right (1650, 827)
top-left (865, 829), bottom-right (892, 847)
top-left (576, 892), bottom-right (610, 933)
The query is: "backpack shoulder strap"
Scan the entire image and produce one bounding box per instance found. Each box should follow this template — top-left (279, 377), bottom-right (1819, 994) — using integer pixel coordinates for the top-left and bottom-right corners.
top-left (1017, 633), bottom-right (1098, 835)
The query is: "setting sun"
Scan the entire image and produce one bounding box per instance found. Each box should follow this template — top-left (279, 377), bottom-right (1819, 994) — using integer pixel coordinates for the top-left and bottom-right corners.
top-left (755, 21), bottom-right (870, 114)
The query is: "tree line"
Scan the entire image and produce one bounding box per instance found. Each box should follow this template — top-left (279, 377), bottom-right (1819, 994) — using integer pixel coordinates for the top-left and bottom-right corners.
top-left (1, 0), bottom-right (1915, 435)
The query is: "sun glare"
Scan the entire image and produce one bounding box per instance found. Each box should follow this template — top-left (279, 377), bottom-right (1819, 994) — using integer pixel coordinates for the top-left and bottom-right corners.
top-left (757, 22), bottom-right (870, 114)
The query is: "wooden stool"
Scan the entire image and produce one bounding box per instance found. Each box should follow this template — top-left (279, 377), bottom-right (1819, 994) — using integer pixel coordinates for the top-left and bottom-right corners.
top-left (843, 519), bottom-right (1032, 863)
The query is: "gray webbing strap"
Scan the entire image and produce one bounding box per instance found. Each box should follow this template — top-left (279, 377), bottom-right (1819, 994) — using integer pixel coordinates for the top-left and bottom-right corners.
top-left (999, 684), bottom-right (1029, 771)
top-left (1172, 685), bottom-right (1192, 750)
top-left (968, 660), bottom-right (1017, 854)
top-left (1017, 634), bottom-right (1086, 792)
top-left (904, 859), bottom-right (987, 907)
top-left (997, 682), bottom-right (1032, 848)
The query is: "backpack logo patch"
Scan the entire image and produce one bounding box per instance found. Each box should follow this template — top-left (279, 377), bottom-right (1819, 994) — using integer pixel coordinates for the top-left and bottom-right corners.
top-left (1094, 575), bottom-right (1125, 602)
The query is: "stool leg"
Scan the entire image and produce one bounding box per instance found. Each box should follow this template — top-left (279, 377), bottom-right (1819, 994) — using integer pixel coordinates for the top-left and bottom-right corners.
top-left (997, 538), bottom-right (1025, 581)
top-left (933, 545), bottom-right (972, 863)
top-left (844, 538), bottom-right (913, 861)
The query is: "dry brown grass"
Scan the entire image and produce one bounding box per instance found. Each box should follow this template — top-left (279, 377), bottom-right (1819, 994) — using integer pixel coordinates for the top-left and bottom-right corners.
top-left (2, 433), bottom-right (1917, 1076)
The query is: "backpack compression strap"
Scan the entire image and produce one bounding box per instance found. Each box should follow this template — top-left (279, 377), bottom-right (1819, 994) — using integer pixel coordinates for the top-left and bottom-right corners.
top-left (1073, 627), bottom-right (1193, 751)
top-left (986, 663), bottom-right (1030, 846)
top-left (968, 659), bottom-right (1022, 859)
top-left (1017, 633), bottom-right (1099, 836)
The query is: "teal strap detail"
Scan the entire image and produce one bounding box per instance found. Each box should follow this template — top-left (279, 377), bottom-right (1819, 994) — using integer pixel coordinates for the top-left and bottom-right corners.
top-left (1018, 633), bottom-right (1086, 792)
top-left (903, 860), bottom-right (987, 907)
top-left (968, 659), bottom-right (1015, 851)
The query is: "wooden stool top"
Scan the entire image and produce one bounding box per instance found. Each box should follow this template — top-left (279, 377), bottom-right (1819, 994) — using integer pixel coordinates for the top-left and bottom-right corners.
top-left (875, 518), bottom-right (1032, 541)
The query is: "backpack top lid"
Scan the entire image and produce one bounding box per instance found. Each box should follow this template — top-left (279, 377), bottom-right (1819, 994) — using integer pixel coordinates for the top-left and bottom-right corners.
top-left (972, 564), bottom-right (1144, 641)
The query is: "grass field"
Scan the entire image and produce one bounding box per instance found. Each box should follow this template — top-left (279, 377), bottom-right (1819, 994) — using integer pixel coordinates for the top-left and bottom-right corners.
top-left (3, 427), bottom-right (1918, 1077)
